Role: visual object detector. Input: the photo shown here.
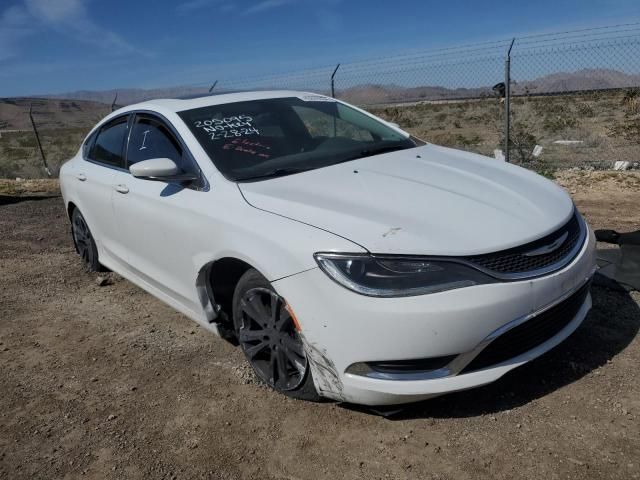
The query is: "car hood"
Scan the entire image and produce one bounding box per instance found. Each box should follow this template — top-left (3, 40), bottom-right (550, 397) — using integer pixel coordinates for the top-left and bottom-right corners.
top-left (238, 144), bottom-right (574, 256)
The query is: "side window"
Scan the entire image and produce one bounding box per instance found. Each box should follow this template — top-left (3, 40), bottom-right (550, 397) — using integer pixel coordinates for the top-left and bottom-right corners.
top-left (82, 130), bottom-right (97, 158)
top-left (127, 117), bottom-right (190, 171)
top-left (292, 105), bottom-right (374, 142)
top-left (88, 118), bottom-right (128, 167)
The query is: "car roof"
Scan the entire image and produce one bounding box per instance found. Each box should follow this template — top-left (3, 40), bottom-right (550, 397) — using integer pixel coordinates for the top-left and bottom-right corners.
top-left (121, 90), bottom-right (330, 114)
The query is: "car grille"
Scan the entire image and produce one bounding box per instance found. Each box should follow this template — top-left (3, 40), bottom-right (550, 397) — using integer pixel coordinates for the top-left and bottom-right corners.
top-left (460, 281), bottom-right (591, 374)
top-left (463, 211), bottom-right (583, 277)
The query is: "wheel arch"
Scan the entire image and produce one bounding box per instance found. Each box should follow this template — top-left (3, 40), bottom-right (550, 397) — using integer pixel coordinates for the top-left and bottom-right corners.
top-left (66, 200), bottom-right (77, 220)
top-left (195, 256), bottom-right (261, 338)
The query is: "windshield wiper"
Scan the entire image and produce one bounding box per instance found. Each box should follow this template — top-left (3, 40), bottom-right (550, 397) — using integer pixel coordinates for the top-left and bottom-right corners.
top-left (235, 166), bottom-right (315, 182)
top-left (338, 143), bottom-right (412, 164)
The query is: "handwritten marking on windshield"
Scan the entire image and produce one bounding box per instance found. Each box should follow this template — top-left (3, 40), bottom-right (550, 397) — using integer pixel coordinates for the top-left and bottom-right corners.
top-left (139, 129), bottom-right (150, 150)
top-left (222, 138), bottom-right (271, 159)
top-left (193, 115), bottom-right (260, 140)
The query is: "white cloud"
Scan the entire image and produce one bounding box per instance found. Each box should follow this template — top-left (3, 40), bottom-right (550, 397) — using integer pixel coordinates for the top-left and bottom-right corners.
top-left (177, 0), bottom-right (219, 13)
top-left (176, 0), bottom-right (236, 14)
top-left (244, 0), bottom-right (293, 15)
top-left (0, 5), bottom-right (34, 61)
top-left (176, 0), bottom-right (328, 17)
top-left (24, 0), bottom-right (85, 23)
top-left (0, 0), bottom-right (146, 62)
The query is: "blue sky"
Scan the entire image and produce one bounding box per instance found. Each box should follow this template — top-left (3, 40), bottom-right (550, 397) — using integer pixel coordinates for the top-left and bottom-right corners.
top-left (1, 0), bottom-right (639, 97)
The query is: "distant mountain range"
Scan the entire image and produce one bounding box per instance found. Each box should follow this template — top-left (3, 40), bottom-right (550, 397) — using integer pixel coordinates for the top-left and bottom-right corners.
top-left (2, 68), bottom-right (638, 131)
top-left (516, 68), bottom-right (640, 94)
top-left (337, 69), bottom-right (640, 104)
top-left (43, 86), bottom-right (213, 107)
top-left (36, 68), bottom-right (640, 106)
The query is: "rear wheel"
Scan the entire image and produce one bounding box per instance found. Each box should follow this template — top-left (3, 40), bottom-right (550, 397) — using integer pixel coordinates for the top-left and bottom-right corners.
top-left (232, 269), bottom-right (320, 401)
top-left (71, 209), bottom-right (102, 272)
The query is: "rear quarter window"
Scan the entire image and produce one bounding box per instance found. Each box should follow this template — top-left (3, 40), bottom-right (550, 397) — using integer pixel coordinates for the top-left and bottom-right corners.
top-left (87, 118), bottom-right (128, 168)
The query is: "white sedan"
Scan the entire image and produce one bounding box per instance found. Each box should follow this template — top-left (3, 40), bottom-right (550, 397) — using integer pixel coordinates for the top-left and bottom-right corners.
top-left (60, 91), bottom-right (596, 405)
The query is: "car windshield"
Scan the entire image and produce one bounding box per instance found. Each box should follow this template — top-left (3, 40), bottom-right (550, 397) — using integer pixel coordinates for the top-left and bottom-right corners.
top-left (178, 95), bottom-right (416, 181)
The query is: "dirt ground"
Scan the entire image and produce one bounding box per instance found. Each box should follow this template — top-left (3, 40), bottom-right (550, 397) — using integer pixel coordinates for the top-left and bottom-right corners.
top-left (1, 172), bottom-right (639, 480)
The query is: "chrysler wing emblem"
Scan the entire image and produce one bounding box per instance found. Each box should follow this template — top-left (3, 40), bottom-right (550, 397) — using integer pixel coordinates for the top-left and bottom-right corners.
top-left (523, 231), bottom-right (569, 257)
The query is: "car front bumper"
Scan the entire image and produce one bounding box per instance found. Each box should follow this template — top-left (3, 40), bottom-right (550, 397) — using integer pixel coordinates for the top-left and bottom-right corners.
top-left (272, 228), bottom-right (597, 406)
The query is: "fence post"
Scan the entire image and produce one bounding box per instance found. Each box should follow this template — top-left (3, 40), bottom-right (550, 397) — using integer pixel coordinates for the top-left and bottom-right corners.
top-left (504, 38), bottom-right (515, 163)
top-left (28, 103), bottom-right (51, 177)
top-left (331, 63), bottom-right (341, 98)
top-left (111, 92), bottom-right (118, 112)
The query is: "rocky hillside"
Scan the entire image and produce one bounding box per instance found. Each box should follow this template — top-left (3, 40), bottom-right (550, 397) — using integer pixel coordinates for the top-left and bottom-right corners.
top-left (0, 97), bottom-right (109, 131)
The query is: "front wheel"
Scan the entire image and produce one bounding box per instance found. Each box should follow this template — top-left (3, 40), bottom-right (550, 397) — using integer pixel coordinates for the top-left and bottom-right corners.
top-left (232, 269), bottom-right (320, 401)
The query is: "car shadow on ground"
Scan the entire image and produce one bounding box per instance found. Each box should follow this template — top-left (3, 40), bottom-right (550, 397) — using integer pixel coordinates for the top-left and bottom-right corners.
top-left (343, 278), bottom-right (639, 419)
top-left (0, 195), bottom-right (59, 206)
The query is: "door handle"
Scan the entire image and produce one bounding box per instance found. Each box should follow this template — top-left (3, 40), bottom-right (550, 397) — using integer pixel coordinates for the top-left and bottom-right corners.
top-left (114, 184), bottom-right (129, 194)
top-left (76, 173), bottom-right (87, 181)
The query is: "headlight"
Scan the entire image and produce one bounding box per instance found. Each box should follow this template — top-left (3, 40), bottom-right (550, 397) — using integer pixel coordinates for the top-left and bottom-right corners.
top-left (314, 253), bottom-right (496, 297)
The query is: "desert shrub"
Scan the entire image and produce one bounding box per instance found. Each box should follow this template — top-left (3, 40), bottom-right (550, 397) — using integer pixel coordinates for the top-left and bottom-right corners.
top-left (608, 115), bottom-right (640, 144)
top-left (17, 135), bottom-right (36, 149)
top-left (377, 107), bottom-right (418, 128)
top-left (464, 113), bottom-right (484, 123)
top-left (576, 103), bottom-right (595, 117)
top-left (8, 147), bottom-right (30, 161)
top-left (434, 133), bottom-right (482, 149)
top-left (453, 120), bottom-right (461, 128)
top-left (414, 103), bottom-right (442, 114)
top-left (531, 159), bottom-right (557, 179)
top-left (543, 113), bottom-right (580, 133)
top-left (509, 121), bottom-right (538, 164)
top-left (0, 160), bottom-right (20, 178)
top-left (531, 98), bottom-right (562, 116)
top-left (428, 133), bottom-right (457, 147)
top-left (622, 88), bottom-right (640, 115)
top-left (505, 119), bottom-right (556, 176)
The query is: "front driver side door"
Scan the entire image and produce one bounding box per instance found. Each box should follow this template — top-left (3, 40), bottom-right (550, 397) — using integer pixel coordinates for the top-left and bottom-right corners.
top-left (111, 113), bottom-right (207, 312)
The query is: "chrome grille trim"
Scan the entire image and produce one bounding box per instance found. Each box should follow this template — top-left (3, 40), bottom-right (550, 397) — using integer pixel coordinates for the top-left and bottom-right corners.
top-left (461, 210), bottom-right (586, 280)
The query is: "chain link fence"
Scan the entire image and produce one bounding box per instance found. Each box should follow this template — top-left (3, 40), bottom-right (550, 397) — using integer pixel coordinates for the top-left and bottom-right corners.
top-left (2, 24), bottom-right (640, 178)
top-left (508, 30), bottom-right (640, 171)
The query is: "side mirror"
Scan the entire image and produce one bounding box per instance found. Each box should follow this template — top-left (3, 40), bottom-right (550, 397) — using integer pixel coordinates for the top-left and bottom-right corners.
top-left (129, 158), bottom-right (198, 182)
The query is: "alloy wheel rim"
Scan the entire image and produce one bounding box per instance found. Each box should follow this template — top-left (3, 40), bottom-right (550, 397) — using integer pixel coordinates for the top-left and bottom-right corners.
top-left (72, 214), bottom-right (93, 266)
top-left (238, 287), bottom-right (307, 390)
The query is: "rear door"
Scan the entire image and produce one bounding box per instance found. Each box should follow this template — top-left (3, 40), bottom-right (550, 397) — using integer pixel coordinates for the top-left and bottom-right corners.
top-left (111, 112), bottom-right (207, 310)
top-left (75, 115), bottom-right (130, 262)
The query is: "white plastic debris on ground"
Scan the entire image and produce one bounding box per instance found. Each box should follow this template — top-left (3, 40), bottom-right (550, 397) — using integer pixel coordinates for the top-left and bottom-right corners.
top-left (614, 161), bottom-right (632, 171)
top-left (493, 149), bottom-right (505, 161)
top-left (532, 145), bottom-right (543, 158)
